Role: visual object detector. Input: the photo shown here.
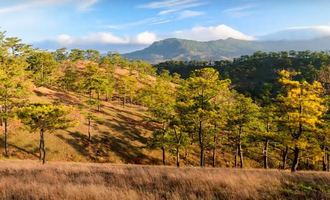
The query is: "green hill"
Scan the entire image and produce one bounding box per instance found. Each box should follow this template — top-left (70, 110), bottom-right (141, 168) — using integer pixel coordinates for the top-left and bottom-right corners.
top-left (124, 37), bottom-right (330, 63)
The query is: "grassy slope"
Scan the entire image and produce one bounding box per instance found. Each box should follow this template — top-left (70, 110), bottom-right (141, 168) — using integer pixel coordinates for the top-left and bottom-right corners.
top-left (0, 67), bottom-right (166, 164)
top-left (0, 86), bottom-right (155, 163)
top-left (0, 66), bottom-right (302, 168)
top-left (0, 161), bottom-right (329, 200)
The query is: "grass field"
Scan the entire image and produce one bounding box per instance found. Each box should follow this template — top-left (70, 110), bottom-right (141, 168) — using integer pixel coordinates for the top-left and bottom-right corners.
top-left (0, 161), bottom-right (328, 200)
top-left (0, 84), bottom-right (162, 164)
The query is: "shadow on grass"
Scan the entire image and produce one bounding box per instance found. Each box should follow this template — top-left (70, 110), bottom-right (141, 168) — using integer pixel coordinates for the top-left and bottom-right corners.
top-left (0, 138), bottom-right (39, 159)
top-left (34, 88), bottom-right (85, 107)
top-left (56, 131), bottom-right (159, 164)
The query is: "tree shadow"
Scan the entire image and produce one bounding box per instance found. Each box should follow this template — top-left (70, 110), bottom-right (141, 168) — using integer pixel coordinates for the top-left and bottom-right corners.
top-left (56, 131), bottom-right (92, 160)
top-left (34, 88), bottom-right (84, 107)
top-left (0, 138), bottom-right (39, 158)
top-left (56, 130), bottom-right (159, 164)
top-left (102, 103), bottom-right (147, 119)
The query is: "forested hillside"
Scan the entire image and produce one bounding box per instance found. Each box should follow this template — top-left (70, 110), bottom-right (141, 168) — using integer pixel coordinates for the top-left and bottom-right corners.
top-left (125, 37), bottom-right (330, 63)
top-left (155, 51), bottom-right (330, 99)
top-left (0, 32), bottom-right (329, 172)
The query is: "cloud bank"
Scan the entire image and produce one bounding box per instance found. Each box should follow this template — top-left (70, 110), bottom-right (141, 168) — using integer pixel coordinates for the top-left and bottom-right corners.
top-left (34, 24), bottom-right (257, 52)
top-left (174, 24), bottom-right (255, 41)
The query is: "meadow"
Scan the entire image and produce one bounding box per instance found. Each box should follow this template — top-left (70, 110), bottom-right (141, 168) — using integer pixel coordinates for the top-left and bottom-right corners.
top-left (0, 161), bottom-right (328, 200)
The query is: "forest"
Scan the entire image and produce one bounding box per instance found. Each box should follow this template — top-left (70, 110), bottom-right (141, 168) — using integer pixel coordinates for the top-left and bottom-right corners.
top-left (0, 31), bottom-right (329, 173)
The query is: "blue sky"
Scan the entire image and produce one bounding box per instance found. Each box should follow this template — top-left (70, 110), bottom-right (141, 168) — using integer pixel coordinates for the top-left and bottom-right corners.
top-left (1, 0), bottom-right (330, 52)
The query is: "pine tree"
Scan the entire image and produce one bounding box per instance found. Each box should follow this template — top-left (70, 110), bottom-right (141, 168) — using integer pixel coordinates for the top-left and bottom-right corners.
top-left (58, 61), bottom-right (80, 91)
top-left (0, 34), bottom-right (31, 156)
top-left (141, 75), bottom-right (176, 165)
top-left (117, 75), bottom-right (138, 107)
top-left (277, 70), bottom-right (326, 172)
top-left (167, 116), bottom-right (190, 167)
top-left (27, 51), bottom-right (58, 87)
top-left (82, 63), bottom-right (107, 111)
top-left (227, 92), bottom-right (260, 168)
top-left (17, 104), bottom-right (72, 164)
top-left (177, 68), bottom-right (223, 167)
top-left (100, 56), bottom-right (115, 101)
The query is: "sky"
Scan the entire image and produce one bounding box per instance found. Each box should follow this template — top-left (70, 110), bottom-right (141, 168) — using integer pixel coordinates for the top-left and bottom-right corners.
top-left (1, 0), bottom-right (330, 53)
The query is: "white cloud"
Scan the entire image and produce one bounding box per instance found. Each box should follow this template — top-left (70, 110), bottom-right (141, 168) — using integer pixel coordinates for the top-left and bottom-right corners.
top-left (134, 32), bottom-right (157, 44)
top-left (56, 31), bottom-right (157, 46)
top-left (178, 10), bottom-right (204, 19)
top-left (103, 0), bottom-right (205, 30)
top-left (139, 0), bottom-right (199, 9)
top-left (260, 25), bottom-right (330, 40)
top-left (287, 25), bottom-right (330, 33)
top-left (223, 4), bottom-right (257, 18)
top-left (174, 24), bottom-right (255, 41)
top-left (0, 0), bottom-right (99, 14)
top-left (78, 0), bottom-right (99, 11)
top-left (57, 34), bottom-right (75, 45)
top-left (104, 17), bottom-right (173, 29)
top-left (139, 0), bottom-right (206, 17)
top-left (104, 8), bottom-right (203, 30)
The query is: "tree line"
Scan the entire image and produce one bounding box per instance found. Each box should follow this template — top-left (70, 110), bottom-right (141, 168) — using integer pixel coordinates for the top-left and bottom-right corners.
top-left (142, 67), bottom-right (329, 172)
top-left (0, 31), bottom-right (329, 172)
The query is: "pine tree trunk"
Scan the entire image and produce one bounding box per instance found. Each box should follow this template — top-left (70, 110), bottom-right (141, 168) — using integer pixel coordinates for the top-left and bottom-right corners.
top-left (40, 129), bottom-right (46, 164)
top-left (234, 146), bottom-right (238, 168)
top-left (291, 145), bottom-right (299, 172)
top-left (97, 92), bottom-right (101, 112)
top-left (184, 148), bottom-right (188, 161)
top-left (282, 146), bottom-right (288, 169)
top-left (323, 146), bottom-right (327, 171)
top-left (212, 133), bottom-right (217, 167)
top-left (88, 117), bottom-right (91, 141)
top-left (162, 146), bottom-right (166, 165)
top-left (3, 95), bottom-right (8, 157)
top-left (199, 121), bottom-right (204, 167)
top-left (105, 92), bottom-right (109, 102)
top-left (263, 139), bottom-right (269, 169)
top-left (238, 127), bottom-right (244, 168)
top-left (39, 132), bottom-right (42, 161)
top-left (176, 147), bottom-right (180, 167)
top-left (239, 141), bottom-right (244, 168)
top-left (212, 147), bottom-right (216, 168)
top-left (4, 118), bottom-right (8, 157)
top-left (327, 152), bottom-right (329, 172)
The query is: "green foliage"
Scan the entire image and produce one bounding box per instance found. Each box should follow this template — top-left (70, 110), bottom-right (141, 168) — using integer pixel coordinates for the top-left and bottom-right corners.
top-left (17, 104), bottom-right (73, 163)
top-left (27, 51), bottom-right (58, 86)
top-left (69, 49), bottom-right (85, 61)
top-left (58, 61), bottom-right (80, 91)
top-left (17, 104), bottom-right (73, 132)
top-left (277, 70), bottom-right (327, 171)
top-left (156, 51), bottom-right (330, 102)
top-left (116, 75), bottom-right (138, 106)
top-left (0, 32), bottom-right (32, 155)
top-left (54, 48), bottom-right (68, 62)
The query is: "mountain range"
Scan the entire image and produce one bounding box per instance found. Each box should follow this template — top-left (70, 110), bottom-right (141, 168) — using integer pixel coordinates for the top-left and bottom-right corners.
top-left (123, 27), bottom-right (330, 63)
top-left (124, 36), bottom-right (330, 63)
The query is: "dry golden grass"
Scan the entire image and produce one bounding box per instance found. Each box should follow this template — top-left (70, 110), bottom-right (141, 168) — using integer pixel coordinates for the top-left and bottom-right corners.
top-left (0, 85), bottom-right (165, 164)
top-left (0, 161), bottom-right (328, 200)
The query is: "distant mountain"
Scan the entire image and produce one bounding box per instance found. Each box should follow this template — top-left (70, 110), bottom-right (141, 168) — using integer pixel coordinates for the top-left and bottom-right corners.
top-left (259, 26), bottom-right (330, 41)
top-left (124, 37), bottom-right (330, 63)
